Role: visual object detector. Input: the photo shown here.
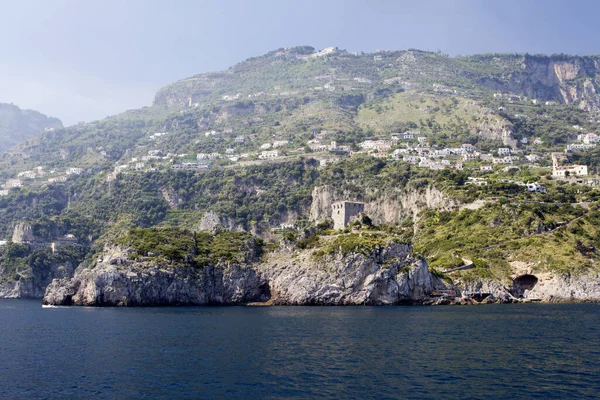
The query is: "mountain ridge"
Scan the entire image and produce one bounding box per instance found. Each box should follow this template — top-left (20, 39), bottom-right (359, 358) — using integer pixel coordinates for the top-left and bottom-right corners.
top-left (0, 103), bottom-right (62, 152)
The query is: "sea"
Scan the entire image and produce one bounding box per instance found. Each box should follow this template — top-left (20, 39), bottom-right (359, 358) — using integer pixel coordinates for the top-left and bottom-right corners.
top-left (0, 300), bottom-right (599, 399)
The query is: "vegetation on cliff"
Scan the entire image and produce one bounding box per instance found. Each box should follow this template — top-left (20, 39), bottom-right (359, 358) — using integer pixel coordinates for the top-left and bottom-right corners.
top-left (114, 227), bottom-right (262, 267)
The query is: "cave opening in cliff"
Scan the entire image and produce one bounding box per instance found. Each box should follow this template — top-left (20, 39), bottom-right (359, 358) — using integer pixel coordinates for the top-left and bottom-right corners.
top-left (511, 274), bottom-right (539, 298)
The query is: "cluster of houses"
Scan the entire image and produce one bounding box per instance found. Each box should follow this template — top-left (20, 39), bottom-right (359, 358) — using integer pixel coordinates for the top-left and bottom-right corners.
top-left (309, 140), bottom-right (351, 154)
top-left (493, 93), bottom-right (557, 106)
top-left (386, 138), bottom-right (538, 171)
top-left (0, 166), bottom-right (86, 194)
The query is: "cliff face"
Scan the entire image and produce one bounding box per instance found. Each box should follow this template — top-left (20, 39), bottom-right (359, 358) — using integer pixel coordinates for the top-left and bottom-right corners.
top-left (309, 185), bottom-right (458, 225)
top-left (454, 262), bottom-right (600, 304)
top-left (38, 243), bottom-right (600, 306)
top-left (481, 55), bottom-right (600, 111)
top-left (43, 246), bottom-right (269, 306)
top-left (524, 271), bottom-right (600, 301)
top-left (43, 243), bottom-right (451, 306)
top-left (0, 260), bottom-right (75, 299)
top-left (258, 244), bottom-right (450, 305)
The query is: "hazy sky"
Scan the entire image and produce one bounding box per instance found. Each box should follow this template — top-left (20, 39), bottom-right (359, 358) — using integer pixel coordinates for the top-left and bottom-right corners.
top-left (1, 0), bottom-right (598, 125)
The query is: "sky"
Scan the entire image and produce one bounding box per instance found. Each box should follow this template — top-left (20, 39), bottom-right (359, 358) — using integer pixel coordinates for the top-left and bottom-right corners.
top-left (0, 0), bottom-right (599, 126)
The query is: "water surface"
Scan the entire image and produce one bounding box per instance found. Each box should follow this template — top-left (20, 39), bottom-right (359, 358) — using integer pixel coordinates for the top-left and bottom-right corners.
top-left (1, 300), bottom-right (599, 399)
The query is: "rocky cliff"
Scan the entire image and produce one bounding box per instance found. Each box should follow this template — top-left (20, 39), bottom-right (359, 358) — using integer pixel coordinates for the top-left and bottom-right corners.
top-left (43, 242), bottom-right (452, 306)
top-left (453, 262), bottom-right (600, 304)
top-left (258, 243), bottom-right (450, 305)
top-left (309, 185), bottom-right (458, 225)
top-left (38, 240), bottom-right (600, 306)
top-left (481, 54), bottom-right (600, 112)
top-left (43, 246), bottom-right (269, 306)
top-left (0, 260), bottom-right (75, 299)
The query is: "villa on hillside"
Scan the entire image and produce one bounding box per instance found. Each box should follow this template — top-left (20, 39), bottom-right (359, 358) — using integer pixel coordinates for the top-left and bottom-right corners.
top-left (552, 164), bottom-right (588, 177)
top-left (526, 182), bottom-right (546, 193)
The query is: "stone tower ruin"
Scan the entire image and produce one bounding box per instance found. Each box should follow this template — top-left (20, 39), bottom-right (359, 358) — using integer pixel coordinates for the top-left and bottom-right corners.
top-left (332, 201), bottom-right (365, 230)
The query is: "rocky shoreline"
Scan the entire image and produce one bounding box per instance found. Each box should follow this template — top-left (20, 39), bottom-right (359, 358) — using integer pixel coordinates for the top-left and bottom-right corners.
top-left (34, 243), bottom-right (600, 307)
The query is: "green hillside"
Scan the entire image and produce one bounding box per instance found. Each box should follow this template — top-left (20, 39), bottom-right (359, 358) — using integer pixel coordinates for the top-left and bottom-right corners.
top-left (3, 46), bottom-right (600, 289)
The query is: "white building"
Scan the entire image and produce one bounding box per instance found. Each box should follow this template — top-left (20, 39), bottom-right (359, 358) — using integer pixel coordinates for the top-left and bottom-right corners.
top-left (402, 155), bottom-right (420, 164)
top-left (17, 171), bottom-right (36, 179)
top-left (432, 149), bottom-right (451, 157)
top-left (260, 143), bottom-right (272, 150)
top-left (498, 148), bottom-right (511, 156)
top-left (480, 165), bottom-right (493, 171)
top-left (48, 176), bottom-right (67, 183)
top-left (526, 182), bottom-right (546, 193)
top-left (462, 144), bottom-right (475, 153)
top-left (359, 140), bottom-right (392, 151)
top-left (525, 154), bottom-right (539, 163)
top-left (148, 150), bottom-right (163, 157)
top-left (259, 150), bottom-right (280, 159)
top-left (150, 132), bottom-right (168, 139)
top-left (566, 143), bottom-right (597, 152)
top-left (553, 165), bottom-right (588, 177)
top-left (465, 177), bottom-right (488, 186)
top-left (66, 167), bottom-right (84, 175)
top-left (4, 179), bottom-right (22, 188)
top-left (273, 140), bottom-right (290, 148)
top-left (492, 157), bottom-right (514, 164)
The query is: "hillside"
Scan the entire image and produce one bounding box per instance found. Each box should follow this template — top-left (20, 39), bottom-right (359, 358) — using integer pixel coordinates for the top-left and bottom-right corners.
top-left (0, 103), bottom-right (62, 152)
top-left (3, 46), bottom-right (600, 302)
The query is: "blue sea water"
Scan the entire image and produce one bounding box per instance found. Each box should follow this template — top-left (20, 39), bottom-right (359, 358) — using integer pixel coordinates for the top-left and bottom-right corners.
top-left (0, 300), bottom-right (599, 399)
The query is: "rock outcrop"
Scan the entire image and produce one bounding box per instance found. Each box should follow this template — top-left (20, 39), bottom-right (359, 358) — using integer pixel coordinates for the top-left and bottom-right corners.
top-left (481, 54), bottom-right (600, 112)
top-left (521, 271), bottom-right (600, 302)
top-left (37, 243), bottom-right (600, 306)
top-left (259, 244), bottom-right (450, 305)
top-left (453, 268), bottom-right (600, 304)
top-left (11, 222), bottom-right (38, 244)
top-left (309, 185), bottom-right (458, 226)
top-left (43, 242), bottom-right (453, 306)
top-left (43, 246), bottom-right (269, 306)
top-left (0, 261), bottom-right (75, 299)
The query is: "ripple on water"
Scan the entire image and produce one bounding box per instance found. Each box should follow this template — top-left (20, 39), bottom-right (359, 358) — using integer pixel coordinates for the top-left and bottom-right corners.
top-left (0, 301), bottom-right (600, 399)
